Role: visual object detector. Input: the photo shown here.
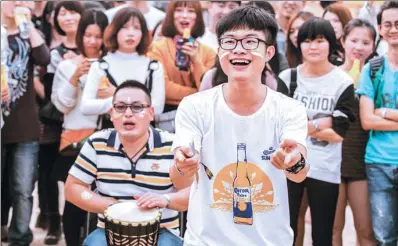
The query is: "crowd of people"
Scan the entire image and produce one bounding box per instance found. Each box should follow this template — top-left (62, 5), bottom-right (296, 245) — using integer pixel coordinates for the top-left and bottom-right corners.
top-left (1, 1), bottom-right (397, 246)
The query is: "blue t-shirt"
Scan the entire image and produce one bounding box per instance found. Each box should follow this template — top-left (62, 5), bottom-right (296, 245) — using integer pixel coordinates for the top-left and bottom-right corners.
top-left (356, 57), bottom-right (398, 165)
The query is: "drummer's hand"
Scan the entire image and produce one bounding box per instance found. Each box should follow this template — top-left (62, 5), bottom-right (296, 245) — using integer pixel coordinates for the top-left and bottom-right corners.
top-left (134, 193), bottom-right (168, 209)
top-left (174, 146), bottom-right (200, 177)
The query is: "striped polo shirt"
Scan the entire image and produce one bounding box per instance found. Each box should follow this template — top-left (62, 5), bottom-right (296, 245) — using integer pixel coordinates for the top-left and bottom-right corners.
top-left (69, 127), bottom-right (179, 230)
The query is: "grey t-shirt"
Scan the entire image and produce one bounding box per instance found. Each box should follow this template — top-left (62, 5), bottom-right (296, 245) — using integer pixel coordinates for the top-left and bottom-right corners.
top-left (278, 66), bottom-right (355, 184)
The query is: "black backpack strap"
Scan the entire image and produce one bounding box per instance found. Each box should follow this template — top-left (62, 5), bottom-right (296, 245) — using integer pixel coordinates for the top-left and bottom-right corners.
top-left (98, 58), bottom-right (118, 87)
top-left (145, 60), bottom-right (159, 93)
top-left (151, 125), bottom-right (162, 148)
top-left (374, 37), bottom-right (382, 52)
top-left (290, 68), bottom-right (298, 98)
top-left (369, 56), bottom-right (384, 82)
top-left (369, 56), bottom-right (385, 110)
top-left (54, 45), bottom-right (67, 58)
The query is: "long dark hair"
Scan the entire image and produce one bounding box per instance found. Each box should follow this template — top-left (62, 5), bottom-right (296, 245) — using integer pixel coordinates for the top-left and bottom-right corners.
top-left (75, 9), bottom-right (109, 57)
top-left (40, 2), bottom-right (56, 47)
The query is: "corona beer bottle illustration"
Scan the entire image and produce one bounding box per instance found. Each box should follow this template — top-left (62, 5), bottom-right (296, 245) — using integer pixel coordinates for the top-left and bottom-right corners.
top-left (233, 143), bottom-right (253, 225)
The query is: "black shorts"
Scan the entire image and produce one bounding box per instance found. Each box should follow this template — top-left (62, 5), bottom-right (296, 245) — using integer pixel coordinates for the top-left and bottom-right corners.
top-left (340, 176), bottom-right (366, 183)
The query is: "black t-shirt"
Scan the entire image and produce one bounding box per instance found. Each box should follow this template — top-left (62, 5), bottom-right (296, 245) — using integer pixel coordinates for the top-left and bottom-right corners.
top-left (2, 33), bottom-right (50, 144)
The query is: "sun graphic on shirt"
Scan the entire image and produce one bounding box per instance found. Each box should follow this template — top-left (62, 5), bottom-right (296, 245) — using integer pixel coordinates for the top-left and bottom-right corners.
top-left (210, 162), bottom-right (277, 213)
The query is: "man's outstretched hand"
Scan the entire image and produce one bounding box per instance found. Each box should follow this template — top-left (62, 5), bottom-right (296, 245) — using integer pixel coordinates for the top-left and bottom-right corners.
top-left (270, 139), bottom-right (302, 170)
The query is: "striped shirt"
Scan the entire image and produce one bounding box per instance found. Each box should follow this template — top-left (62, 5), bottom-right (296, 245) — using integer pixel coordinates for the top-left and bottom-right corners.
top-left (69, 127), bottom-right (179, 230)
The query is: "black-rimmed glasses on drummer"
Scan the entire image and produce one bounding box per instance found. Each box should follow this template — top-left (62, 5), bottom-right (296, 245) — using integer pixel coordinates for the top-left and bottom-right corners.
top-left (219, 37), bottom-right (270, 50)
top-left (113, 103), bottom-right (151, 113)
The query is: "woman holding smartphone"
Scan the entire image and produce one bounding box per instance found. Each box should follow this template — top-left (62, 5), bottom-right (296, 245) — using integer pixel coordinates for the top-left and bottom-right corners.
top-left (147, 1), bottom-right (216, 132)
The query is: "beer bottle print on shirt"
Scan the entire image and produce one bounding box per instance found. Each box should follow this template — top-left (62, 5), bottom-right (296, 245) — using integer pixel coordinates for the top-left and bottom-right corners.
top-left (233, 143), bottom-right (253, 225)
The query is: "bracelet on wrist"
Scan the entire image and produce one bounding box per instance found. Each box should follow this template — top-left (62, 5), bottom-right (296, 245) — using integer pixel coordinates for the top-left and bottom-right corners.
top-left (285, 153), bottom-right (306, 174)
top-left (312, 120), bottom-right (320, 132)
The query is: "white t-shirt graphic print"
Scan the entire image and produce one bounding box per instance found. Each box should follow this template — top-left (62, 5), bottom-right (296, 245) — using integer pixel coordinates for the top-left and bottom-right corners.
top-left (172, 85), bottom-right (308, 246)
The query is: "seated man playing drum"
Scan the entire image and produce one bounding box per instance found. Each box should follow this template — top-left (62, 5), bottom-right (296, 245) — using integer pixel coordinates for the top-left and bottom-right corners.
top-left (65, 80), bottom-right (189, 246)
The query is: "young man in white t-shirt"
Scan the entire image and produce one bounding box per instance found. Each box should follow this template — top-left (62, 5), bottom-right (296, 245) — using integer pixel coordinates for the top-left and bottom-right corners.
top-left (171, 6), bottom-right (309, 246)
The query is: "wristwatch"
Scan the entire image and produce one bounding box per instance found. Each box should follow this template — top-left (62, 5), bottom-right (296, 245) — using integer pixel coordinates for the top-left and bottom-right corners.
top-left (312, 120), bottom-right (320, 132)
top-left (285, 153), bottom-right (307, 174)
top-left (163, 194), bottom-right (172, 208)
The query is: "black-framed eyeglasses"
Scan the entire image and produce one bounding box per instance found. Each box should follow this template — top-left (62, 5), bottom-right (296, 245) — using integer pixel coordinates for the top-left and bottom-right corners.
top-left (113, 103), bottom-right (151, 113)
top-left (381, 21), bottom-right (398, 31)
top-left (219, 37), bottom-right (270, 50)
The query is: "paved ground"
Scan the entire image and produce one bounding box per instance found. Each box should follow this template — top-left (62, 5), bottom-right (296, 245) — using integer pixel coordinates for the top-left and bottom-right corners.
top-left (303, 207), bottom-right (356, 246)
top-left (2, 182), bottom-right (357, 246)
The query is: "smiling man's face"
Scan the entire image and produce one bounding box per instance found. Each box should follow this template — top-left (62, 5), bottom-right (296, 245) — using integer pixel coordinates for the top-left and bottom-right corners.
top-left (218, 28), bottom-right (275, 83)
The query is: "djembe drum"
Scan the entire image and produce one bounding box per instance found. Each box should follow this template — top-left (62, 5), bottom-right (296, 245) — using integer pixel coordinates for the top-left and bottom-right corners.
top-left (104, 201), bottom-right (162, 246)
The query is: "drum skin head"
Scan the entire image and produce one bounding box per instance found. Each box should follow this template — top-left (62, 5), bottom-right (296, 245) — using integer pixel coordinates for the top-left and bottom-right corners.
top-left (105, 201), bottom-right (159, 224)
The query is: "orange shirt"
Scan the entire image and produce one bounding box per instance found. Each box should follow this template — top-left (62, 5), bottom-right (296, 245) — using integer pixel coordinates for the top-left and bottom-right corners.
top-left (147, 38), bottom-right (216, 105)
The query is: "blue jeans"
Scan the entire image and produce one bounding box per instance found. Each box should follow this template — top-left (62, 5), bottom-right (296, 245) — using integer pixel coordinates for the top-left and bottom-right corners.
top-left (366, 164), bottom-right (398, 246)
top-left (2, 141), bottom-right (39, 245)
top-left (84, 228), bottom-right (183, 246)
